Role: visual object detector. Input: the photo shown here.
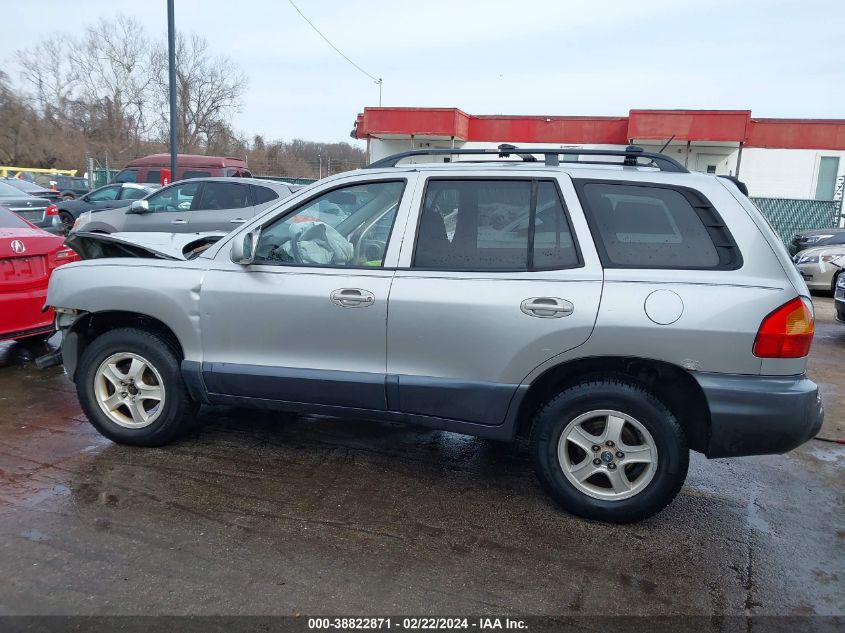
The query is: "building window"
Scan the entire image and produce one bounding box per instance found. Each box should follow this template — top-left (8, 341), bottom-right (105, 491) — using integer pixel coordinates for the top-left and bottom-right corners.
top-left (815, 157), bottom-right (840, 201)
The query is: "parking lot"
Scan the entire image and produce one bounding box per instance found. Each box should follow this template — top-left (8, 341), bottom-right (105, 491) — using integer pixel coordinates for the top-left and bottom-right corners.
top-left (0, 298), bottom-right (842, 618)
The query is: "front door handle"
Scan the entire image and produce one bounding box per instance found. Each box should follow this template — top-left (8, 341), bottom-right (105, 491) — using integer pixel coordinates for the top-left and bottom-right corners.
top-left (171, 219), bottom-right (187, 224)
top-left (330, 288), bottom-right (375, 308)
top-left (230, 218), bottom-right (246, 224)
top-left (520, 297), bottom-right (574, 318)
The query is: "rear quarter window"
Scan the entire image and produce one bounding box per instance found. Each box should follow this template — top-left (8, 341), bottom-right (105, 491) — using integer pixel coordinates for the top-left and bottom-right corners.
top-left (251, 185), bottom-right (280, 205)
top-left (575, 181), bottom-right (741, 270)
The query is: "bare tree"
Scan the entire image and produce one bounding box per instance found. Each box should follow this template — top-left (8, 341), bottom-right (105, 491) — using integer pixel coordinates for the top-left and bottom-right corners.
top-left (152, 33), bottom-right (247, 153)
top-left (67, 15), bottom-right (155, 162)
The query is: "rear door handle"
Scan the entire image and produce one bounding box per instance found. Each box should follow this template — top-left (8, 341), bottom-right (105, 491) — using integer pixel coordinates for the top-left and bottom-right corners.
top-left (171, 219), bottom-right (187, 224)
top-left (230, 218), bottom-right (246, 224)
top-left (520, 297), bottom-right (574, 318)
top-left (330, 288), bottom-right (375, 308)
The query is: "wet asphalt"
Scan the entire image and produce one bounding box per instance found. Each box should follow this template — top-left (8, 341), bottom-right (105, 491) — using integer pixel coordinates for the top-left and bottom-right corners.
top-left (0, 299), bottom-right (842, 617)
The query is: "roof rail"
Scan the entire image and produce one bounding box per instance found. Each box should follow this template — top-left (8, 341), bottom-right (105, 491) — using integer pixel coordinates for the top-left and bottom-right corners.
top-left (365, 144), bottom-right (689, 173)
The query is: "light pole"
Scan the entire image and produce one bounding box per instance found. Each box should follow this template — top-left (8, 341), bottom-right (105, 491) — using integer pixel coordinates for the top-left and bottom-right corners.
top-left (167, 0), bottom-right (178, 181)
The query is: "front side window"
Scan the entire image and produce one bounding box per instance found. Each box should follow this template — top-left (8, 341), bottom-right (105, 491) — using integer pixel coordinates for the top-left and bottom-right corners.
top-left (194, 182), bottom-right (250, 210)
top-left (145, 181), bottom-right (200, 213)
top-left (114, 169), bottom-right (138, 183)
top-left (413, 179), bottom-right (579, 270)
top-left (145, 169), bottom-right (161, 184)
top-left (87, 185), bottom-right (120, 202)
top-left (253, 180), bottom-right (404, 268)
top-left (577, 182), bottom-right (728, 268)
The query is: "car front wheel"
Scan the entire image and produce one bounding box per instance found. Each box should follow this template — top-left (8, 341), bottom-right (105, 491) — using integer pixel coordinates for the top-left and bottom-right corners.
top-left (530, 379), bottom-right (689, 523)
top-left (76, 328), bottom-right (198, 446)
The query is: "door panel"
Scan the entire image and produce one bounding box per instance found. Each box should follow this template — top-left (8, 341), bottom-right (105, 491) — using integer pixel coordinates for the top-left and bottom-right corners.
top-left (199, 266), bottom-right (394, 408)
top-left (387, 172), bottom-right (603, 426)
top-left (198, 175), bottom-right (418, 410)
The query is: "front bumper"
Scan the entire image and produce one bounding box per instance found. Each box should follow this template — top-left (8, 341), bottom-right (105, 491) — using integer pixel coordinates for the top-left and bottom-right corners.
top-left (694, 372), bottom-right (823, 458)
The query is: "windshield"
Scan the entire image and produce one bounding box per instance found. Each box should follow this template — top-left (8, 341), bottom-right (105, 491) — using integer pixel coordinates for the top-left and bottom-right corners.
top-left (0, 207), bottom-right (29, 228)
top-left (0, 181), bottom-right (30, 198)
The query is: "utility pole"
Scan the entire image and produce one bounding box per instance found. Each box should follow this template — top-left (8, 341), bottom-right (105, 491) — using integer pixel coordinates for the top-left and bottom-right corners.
top-left (167, 0), bottom-right (178, 180)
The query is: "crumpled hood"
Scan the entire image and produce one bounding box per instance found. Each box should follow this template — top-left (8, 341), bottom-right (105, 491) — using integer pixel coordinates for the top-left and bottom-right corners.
top-left (66, 231), bottom-right (226, 261)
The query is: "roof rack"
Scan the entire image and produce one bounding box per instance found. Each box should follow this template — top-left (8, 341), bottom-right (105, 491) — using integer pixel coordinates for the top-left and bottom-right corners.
top-left (366, 144), bottom-right (689, 173)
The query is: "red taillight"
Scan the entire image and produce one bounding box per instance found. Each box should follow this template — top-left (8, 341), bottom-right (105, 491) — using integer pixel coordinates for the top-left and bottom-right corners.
top-left (52, 247), bottom-right (79, 266)
top-left (753, 297), bottom-right (815, 358)
top-left (45, 204), bottom-right (59, 216)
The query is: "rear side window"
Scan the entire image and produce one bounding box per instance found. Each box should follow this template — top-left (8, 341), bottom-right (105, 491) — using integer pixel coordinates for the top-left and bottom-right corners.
top-left (413, 179), bottom-right (580, 271)
top-left (145, 170), bottom-right (161, 184)
top-left (114, 169), bottom-right (138, 183)
top-left (121, 187), bottom-right (147, 201)
top-left (576, 181), bottom-right (740, 269)
top-left (251, 185), bottom-right (280, 205)
top-left (183, 170), bottom-right (212, 179)
top-left (195, 182), bottom-right (250, 210)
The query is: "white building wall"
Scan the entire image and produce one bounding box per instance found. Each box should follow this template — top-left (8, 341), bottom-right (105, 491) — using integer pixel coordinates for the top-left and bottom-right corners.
top-left (738, 148), bottom-right (845, 199)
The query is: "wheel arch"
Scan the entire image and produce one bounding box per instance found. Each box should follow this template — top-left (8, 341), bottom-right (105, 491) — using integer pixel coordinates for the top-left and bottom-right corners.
top-left (513, 356), bottom-right (711, 453)
top-left (63, 310), bottom-right (185, 382)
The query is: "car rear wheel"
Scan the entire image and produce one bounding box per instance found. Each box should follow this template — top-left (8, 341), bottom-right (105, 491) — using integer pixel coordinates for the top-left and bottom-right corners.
top-left (76, 328), bottom-right (198, 446)
top-left (530, 378), bottom-right (688, 523)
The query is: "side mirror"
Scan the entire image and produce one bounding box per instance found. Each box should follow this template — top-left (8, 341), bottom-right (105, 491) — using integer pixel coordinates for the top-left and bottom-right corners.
top-left (231, 229), bottom-right (260, 265)
top-left (129, 200), bottom-right (149, 214)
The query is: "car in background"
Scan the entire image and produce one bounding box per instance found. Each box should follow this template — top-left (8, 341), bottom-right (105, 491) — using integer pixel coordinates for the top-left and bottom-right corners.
top-left (0, 206), bottom-right (79, 342)
top-left (113, 154), bottom-right (252, 185)
top-left (55, 182), bottom-right (159, 234)
top-left (35, 175), bottom-right (91, 200)
top-left (789, 228), bottom-right (845, 256)
top-left (0, 182), bottom-right (61, 234)
top-left (793, 245), bottom-right (845, 292)
top-left (2, 177), bottom-right (62, 202)
top-left (72, 177), bottom-right (297, 234)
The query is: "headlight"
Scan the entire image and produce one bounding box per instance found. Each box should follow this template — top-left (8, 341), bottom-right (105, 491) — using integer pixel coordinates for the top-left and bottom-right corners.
top-left (73, 211), bottom-right (92, 231)
top-left (804, 234), bottom-right (834, 244)
top-left (797, 255), bottom-right (820, 264)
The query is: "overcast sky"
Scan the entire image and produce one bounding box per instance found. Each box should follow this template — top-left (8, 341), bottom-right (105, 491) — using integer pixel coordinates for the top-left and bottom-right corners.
top-left (4, 0), bottom-right (843, 145)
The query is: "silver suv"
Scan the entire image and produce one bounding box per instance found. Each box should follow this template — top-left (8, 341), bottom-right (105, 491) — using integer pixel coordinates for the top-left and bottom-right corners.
top-left (46, 146), bottom-right (823, 523)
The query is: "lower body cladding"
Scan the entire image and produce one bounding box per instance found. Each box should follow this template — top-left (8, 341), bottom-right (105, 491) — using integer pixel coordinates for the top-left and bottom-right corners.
top-left (183, 361), bottom-right (823, 458)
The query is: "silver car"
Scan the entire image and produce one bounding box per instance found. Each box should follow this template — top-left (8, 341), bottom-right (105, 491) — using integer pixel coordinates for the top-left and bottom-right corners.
top-left (793, 245), bottom-right (845, 291)
top-left (46, 146), bottom-right (823, 523)
top-left (72, 177), bottom-right (295, 234)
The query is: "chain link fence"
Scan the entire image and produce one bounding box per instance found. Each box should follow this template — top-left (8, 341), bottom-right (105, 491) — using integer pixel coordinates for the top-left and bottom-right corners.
top-left (750, 197), bottom-right (841, 245)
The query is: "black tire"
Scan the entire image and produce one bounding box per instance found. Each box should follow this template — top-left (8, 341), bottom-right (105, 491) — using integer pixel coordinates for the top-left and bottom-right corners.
top-left (61, 193), bottom-right (75, 200)
top-left (59, 211), bottom-right (75, 235)
top-left (76, 328), bottom-right (198, 447)
top-left (831, 271), bottom-right (841, 293)
top-left (530, 378), bottom-right (689, 523)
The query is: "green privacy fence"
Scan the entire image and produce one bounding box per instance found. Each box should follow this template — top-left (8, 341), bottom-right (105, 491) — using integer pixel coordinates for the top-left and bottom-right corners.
top-left (750, 197), bottom-right (841, 245)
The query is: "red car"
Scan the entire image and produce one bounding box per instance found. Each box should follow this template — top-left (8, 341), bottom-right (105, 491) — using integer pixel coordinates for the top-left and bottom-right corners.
top-left (0, 205), bottom-right (79, 342)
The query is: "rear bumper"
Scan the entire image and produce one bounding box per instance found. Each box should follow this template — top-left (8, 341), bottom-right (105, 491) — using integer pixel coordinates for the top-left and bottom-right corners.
top-left (0, 289), bottom-right (53, 342)
top-left (694, 372), bottom-right (823, 458)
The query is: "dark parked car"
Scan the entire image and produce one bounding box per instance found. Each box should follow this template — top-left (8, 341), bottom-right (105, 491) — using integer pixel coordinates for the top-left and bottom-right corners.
top-left (2, 178), bottom-right (62, 202)
top-left (55, 182), bottom-right (159, 234)
top-left (0, 182), bottom-right (61, 234)
top-left (789, 228), bottom-right (845, 256)
top-left (36, 175), bottom-right (91, 200)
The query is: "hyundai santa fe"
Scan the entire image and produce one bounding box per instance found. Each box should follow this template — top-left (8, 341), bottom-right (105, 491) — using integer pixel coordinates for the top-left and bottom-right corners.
top-left (46, 146), bottom-right (823, 523)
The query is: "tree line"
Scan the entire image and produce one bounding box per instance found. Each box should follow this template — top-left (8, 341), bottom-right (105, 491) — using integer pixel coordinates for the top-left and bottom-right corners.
top-left (0, 15), bottom-right (364, 180)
